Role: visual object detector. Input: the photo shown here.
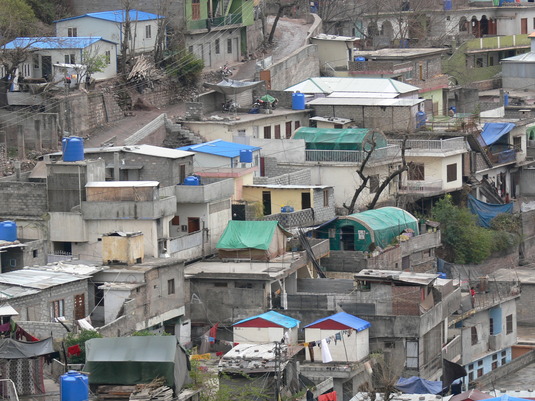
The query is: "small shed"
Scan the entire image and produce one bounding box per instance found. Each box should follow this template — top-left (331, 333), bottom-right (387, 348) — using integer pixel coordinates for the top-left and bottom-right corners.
top-left (292, 127), bottom-right (387, 151)
top-left (233, 310), bottom-right (300, 344)
top-left (304, 312), bottom-right (370, 362)
top-left (177, 139), bottom-right (261, 169)
top-left (85, 336), bottom-right (190, 392)
top-left (316, 207), bottom-right (419, 251)
top-left (216, 221), bottom-right (292, 260)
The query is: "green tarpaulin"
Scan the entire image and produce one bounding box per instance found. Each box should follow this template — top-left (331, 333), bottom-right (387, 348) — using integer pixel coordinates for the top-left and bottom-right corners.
top-left (85, 337), bottom-right (189, 390)
top-left (316, 207), bottom-right (419, 251)
top-left (292, 127), bottom-right (387, 151)
top-left (217, 221), bottom-right (280, 250)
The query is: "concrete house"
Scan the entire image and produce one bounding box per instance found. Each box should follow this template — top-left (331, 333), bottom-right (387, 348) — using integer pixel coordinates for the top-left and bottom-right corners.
top-left (304, 312), bottom-right (370, 362)
top-left (178, 140), bottom-right (261, 200)
top-left (502, 32), bottom-right (535, 90)
top-left (233, 310), bottom-right (300, 344)
top-left (91, 235), bottom-right (187, 341)
top-left (0, 266), bottom-right (95, 322)
top-left (310, 34), bottom-right (359, 74)
top-left (2, 37), bottom-right (117, 81)
top-left (55, 10), bottom-right (163, 55)
top-left (389, 135), bottom-right (468, 203)
top-left (302, 312), bottom-right (371, 399)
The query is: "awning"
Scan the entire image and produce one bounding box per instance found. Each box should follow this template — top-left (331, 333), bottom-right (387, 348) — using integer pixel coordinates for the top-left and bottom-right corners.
top-left (0, 338), bottom-right (54, 359)
top-left (203, 79), bottom-right (263, 96)
top-left (480, 123), bottom-right (515, 146)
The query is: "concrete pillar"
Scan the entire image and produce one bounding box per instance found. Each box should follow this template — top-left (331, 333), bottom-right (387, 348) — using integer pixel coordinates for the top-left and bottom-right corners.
top-left (113, 151), bottom-right (120, 181)
top-left (286, 272), bottom-right (297, 295)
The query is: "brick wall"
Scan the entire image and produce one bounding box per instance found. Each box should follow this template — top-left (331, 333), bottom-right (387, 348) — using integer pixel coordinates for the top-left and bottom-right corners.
top-left (467, 78), bottom-right (502, 91)
top-left (392, 286), bottom-right (420, 315)
top-left (0, 182), bottom-right (47, 216)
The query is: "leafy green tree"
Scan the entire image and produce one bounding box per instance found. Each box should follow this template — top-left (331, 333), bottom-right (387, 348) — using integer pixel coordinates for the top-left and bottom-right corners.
top-left (431, 194), bottom-right (493, 264)
top-left (165, 51), bottom-right (204, 87)
top-left (64, 330), bottom-right (103, 364)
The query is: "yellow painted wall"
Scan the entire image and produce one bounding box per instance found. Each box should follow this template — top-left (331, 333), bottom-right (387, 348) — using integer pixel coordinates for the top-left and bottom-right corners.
top-left (421, 88), bottom-right (444, 116)
top-left (242, 187), bottom-right (315, 213)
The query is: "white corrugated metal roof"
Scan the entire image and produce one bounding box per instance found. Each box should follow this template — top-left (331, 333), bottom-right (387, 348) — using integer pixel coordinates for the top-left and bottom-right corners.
top-left (0, 269), bottom-right (89, 290)
top-left (85, 181), bottom-right (159, 188)
top-left (285, 77), bottom-right (419, 95)
top-left (502, 51), bottom-right (535, 62)
top-left (309, 97), bottom-right (424, 107)
top-left (48, 144), bottom-right (194, 159)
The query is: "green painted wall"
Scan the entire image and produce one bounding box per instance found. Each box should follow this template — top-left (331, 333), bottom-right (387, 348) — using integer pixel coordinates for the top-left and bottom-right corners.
top-left (443, 35), bottom-right (530, 85)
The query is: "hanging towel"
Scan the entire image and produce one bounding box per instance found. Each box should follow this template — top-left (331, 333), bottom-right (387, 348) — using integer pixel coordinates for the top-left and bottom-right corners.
top-left (321, 339), bottom-right (333, 363)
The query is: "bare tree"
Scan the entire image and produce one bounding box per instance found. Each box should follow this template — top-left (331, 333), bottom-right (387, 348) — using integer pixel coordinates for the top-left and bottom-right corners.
top-left (344, 133), bottom-right (410, 214)
top-left (267, 0), bottom-right (300, 44)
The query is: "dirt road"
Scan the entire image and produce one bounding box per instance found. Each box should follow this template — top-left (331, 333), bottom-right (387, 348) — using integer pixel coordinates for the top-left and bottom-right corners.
top-left (85, 17), bottom-right (311, 147)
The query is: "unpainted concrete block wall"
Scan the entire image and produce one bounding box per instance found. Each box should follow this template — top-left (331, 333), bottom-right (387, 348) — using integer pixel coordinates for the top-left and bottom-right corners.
top-left (17, 321), bottom-right (73, 340)
top-left (0, 182), bottom-right (47, 217)
top-left (265, 45), bottom-right (320, 91)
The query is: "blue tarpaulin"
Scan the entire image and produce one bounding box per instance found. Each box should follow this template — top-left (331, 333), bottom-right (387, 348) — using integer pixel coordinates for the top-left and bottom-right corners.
top-left (486, 396), bottom-right (531, 401)
top-left (468, 194), bottom-right (513, 228)
top-left (396, 377), bottom-right (443, 394)
top-left (480, 123), bottom-right (515, 146)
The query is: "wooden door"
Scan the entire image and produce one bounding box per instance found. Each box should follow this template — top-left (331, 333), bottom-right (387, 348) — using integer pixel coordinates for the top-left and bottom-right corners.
top-left (74, 294), bottom-right (85, 320)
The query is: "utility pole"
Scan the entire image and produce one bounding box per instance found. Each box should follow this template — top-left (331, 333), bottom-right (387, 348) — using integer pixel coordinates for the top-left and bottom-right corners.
top-left (274, 341), bottom-right (282, 401)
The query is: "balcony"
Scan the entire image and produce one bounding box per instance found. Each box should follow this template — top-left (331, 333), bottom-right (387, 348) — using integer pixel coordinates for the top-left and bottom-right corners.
top-left (442, 335), bottom-right (462, 363)
top-left (173, 178), bottom-right (234, 203)
top-left (399, 179), bottom-right (444, 194)
top-left (187, 13), bottom-right (242, 31)
top-left (390, 137), bottom-right (467, 156)
top-left (304, 145), bottom-right (400, 164)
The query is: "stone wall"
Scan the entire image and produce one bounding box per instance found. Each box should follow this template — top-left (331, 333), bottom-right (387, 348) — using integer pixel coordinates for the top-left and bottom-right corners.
top-left (260, 45), bottom-right (320, 91)
top-left (17, 321), bottom-right (74, 340)
top-left (0, 181), bottom-right (48, 217)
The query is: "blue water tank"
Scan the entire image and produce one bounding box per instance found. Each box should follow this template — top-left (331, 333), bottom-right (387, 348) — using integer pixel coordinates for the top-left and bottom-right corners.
top-left (239, 149), bottom-right (253, 163)
top-left (281, 206), bottom-right (294, 213)
top-left (60, 371), bottom-right (89, 401)
top-left (62, 137), bottom-right (85, 162)
top-left (416, 111), bottom-right (427, 129)
top-left (292, 92), bottom-right (306, 110)
top-left (443, 0), bottom-right (452, 10)
top-left (438, 272), bottom-right (448, 279)
top-left (184, 176), bottom-right (200, 186)
top-left (354, 56), bottom-right (366, 62)
top-left (504, 93), bottom-right (509, 106)
top-left (0, 221), bottom-right (17, 242)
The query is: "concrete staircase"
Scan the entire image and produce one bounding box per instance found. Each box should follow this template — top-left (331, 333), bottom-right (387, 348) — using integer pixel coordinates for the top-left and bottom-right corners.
top-left (163, 120), bottom-right (205, 148)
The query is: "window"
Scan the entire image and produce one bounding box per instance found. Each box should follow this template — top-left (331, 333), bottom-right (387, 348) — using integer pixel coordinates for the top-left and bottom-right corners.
top-left (286, 121), bottom-right (292, 138)
top-left (94, 283), bottom-right (105, 307)
top-left (506, 314), bottom-right (513, 334)
top-left (171, 216), bottom-right (180, 225)
top-left (227, 38), bottom-right (232, 54)
top-left (188, 217), bottom-right (201, 233)
top-left (264, 126), bottom-right (271, 139)
top-left (369, 174), bottom-right (380, 193)
top-left (105, 50), bottom-right (111, 65)
top-left (65, 54), bottom-right (75, 64)
top-left (490, 317), bottom-right (494, 335)
top-left (477, 368), bottom-right (483, 377)
top-left (357, 280), bottom-right (371, 291)
top-left (385, 341), bottom-right (395, 349)
top-left (168, 279), bottom-right (175, 295)
top-left (274, 124), bottom-right (281, 139)
top-left (68, 27), bottom-right (77, 37)
top-left (51, 299), bottom-right (65, 319)
top-left (323, 189), bottom-right (329, 207)
top-left (192, 0), bottom-right (201, 20)
top-left (215, 39), bottom-right (220, 54)
top-left (469, 372), bottom-right (474, 381)
top-left (489, 55), bottom-right (494, 67)
top-left (447, 163), bottom-right (457, 182)
top-left (32, 249), bottom-right (38, 258)
top-left (514, 136), bottom-right (522, 151)
top-left (408, 163), bottom-right (425, 181)
top-left (406, 340), bottom-right (418, 368)
top-left (471, 326), bottom-right (478, 345)
top-left (492, 361), bottom-right (498, 369)
top-left (179, 164), bottom-right (186, 184)
top-left (295, 121), bottom-right (301, 130)
top-left (33, 55), bottom-right (39, 69)
top-left (145, 25), bottom-right (152, 39)
top-left (476, 57), bottom-right (484, 68)
top-left (188, 45), bottom-right (194, 53)
top-left (214, 282), bottom-right (228, 287)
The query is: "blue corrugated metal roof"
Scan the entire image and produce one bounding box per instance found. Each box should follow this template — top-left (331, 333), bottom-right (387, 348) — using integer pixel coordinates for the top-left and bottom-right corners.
top-left (178, 139), bottom-right (261, 159)
top-left (233, 311), bottom-right (300, 328)
top-left (305, 312), bottom-right (370, 331)
top-left (3, 37), bottom-right (115, 50)
top-left (55, 10), bottom-right (163, 23)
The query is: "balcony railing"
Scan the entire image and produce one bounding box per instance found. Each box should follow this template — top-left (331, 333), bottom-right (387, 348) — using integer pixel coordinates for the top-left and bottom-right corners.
top-left (399, 179), bottom-right (443, 193)
top-left (304, 145), bottom-right (400, 163)
top-left (390, 137), bottom-right (466, 153)
top-left (187, 13), bottom-right (242, 30)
